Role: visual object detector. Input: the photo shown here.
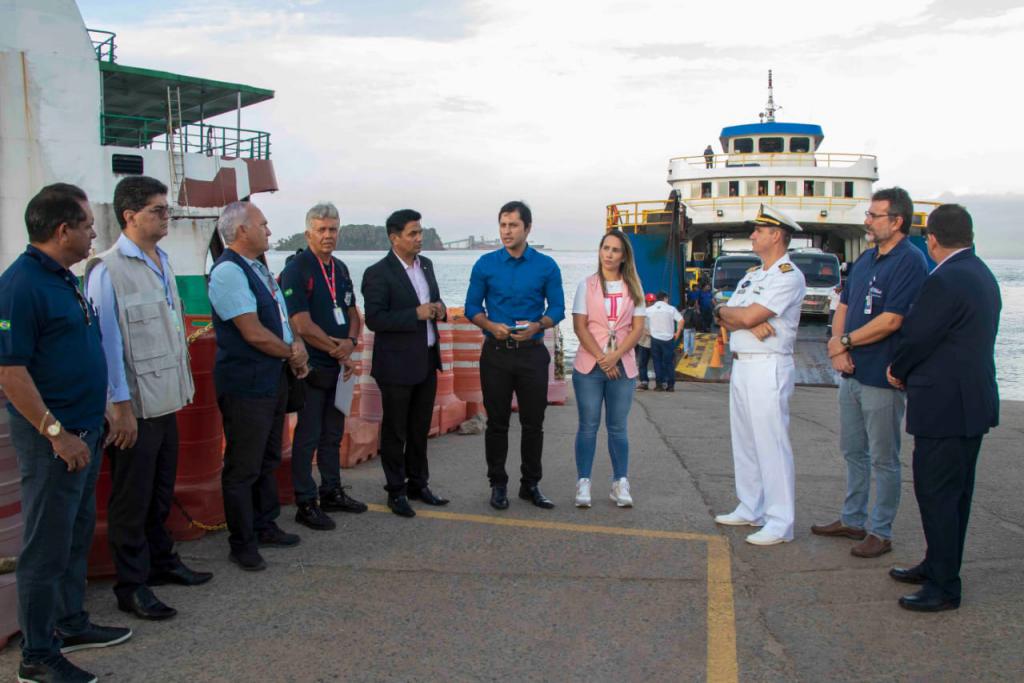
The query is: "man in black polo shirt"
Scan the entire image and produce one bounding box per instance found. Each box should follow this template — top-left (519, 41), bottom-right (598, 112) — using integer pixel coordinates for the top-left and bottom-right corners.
top-left (812, 187), bottom-right (928, 558)
top-left (0, 184), bottom-right (132, 683)
top-left (280, 202), bottom-right (367, 530)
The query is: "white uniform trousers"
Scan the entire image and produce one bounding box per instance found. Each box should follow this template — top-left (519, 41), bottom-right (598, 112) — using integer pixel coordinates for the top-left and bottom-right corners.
top-left (728, 353), bottom-right (796, 540)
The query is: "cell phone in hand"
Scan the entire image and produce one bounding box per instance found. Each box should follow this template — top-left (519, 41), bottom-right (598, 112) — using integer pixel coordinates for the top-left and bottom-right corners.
top-left (510, 322), bottom-right (530, 331)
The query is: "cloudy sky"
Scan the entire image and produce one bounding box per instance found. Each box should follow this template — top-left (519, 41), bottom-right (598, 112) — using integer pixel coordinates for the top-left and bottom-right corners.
top-left (79, 0), bottom-right (1024, 255)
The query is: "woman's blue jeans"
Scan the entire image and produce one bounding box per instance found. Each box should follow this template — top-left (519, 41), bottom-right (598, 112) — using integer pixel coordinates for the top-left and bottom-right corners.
top-left (683, 329), bottom-right (696, 356)
top-left (572, 364), bottom-right (636, 480)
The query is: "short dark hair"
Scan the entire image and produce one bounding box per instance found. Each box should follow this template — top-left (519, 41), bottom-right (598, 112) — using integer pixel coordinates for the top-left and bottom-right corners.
top-left (113, 176), bottom-right (169, 229)
top-left (926, 204), bottom-right (973, 248)
top-left (656, 291), bottom-right (669, 301)
top-left (385, 209), bottom-right (422, 236)
top-left (499, 200), bottom-right (532, 228)
top-left (24, 183), bottom-right (88, 243)
top-left (871, 186), bottom-right (913, 235)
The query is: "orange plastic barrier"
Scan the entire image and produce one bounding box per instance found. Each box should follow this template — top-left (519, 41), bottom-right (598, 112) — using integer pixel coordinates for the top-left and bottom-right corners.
top-left (430, 323), bottom-right (467, 436)
top-left (275, 413), bottom-right (297, 505)
top-left (340, 332), bottom-right (381, 468)
top-left (87, 455), bottom-right (115, 578)
top-left (544, 329), bottom-right (568, 405)
top-left (0, 390), bottom-right (23, 648)
top-left (451, 313), bottom-right (484, 405)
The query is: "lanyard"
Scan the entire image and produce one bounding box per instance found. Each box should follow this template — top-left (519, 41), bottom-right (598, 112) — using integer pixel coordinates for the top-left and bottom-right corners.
top-left (317, 257), bottom-right (338, 305)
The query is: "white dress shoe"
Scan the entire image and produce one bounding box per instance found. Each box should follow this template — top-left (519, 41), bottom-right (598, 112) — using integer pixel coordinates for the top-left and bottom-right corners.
top-left (574, 478), bottom-right (592, 508)
top-left (745, 529), bottom-right (788, 546)
top-left (714, 512), bottom-right (764, 527)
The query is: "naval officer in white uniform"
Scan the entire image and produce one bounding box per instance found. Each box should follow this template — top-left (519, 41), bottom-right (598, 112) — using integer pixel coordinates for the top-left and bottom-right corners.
top-left (713, 204), bottom-right (807, 546)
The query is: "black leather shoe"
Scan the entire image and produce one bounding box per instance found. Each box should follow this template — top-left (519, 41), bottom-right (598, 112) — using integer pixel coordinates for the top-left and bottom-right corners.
top-left (518, 484), bottom-right (555, 509)
top-left (229, 550), bottom-right (267, 572)
top-left (148, 562), bottom-right (213, 587)
top-left (295, 500), bottom-right (336, 530)
top-left (257, 525), bottom-right (301, 547)
top-left (889, 564), bottom-right (927, 585)
top-left (408, 486), bottom-right (450, 506)
top-left (387, 494), bottom-right (416, 518)
top-left (117, 586), bottom-right (177, 621)
top-left (898, 588), bottom-right (960, 612)
top-left (490, 486), bottom-right (509, 510)
top-left (320, 486), bottom-right (368, 514)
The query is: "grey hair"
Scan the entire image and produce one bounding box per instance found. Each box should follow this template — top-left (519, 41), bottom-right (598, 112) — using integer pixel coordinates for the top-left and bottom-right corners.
top-left (305, 202), bottom-right (339, 230)
top-left (218, 201), bottom-right (250, 244)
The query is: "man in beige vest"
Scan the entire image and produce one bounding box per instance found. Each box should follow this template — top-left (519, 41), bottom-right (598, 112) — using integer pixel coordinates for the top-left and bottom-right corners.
top-left (85, 176), bottom-right (212, 622)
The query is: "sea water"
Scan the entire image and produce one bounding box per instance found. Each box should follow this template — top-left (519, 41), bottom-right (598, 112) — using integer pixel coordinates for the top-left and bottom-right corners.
top-left (266, 251), bottom-right (1024, 401)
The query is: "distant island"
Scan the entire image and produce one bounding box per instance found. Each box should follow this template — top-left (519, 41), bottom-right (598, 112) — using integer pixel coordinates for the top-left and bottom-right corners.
top-left (274, 224), bottom-right (445, 252)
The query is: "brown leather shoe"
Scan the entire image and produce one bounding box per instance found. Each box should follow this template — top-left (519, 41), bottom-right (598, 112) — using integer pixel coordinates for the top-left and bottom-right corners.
top-left (810, 519), bottom-right (867, 540)
top-left (851, 534), bottom-right (892, 558)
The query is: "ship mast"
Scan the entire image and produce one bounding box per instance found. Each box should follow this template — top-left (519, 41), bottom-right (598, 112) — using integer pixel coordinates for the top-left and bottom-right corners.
top-left (759, 69), bottom-right (781, 123)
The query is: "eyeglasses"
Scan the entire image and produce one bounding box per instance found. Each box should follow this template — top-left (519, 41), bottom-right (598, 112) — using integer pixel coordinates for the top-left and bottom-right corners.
top-left (144, 205), bottom-right (170, 217)
top-left (65, 275), bottom-right (92, 326)
top-left (864, 211), bottom-right (895, 221)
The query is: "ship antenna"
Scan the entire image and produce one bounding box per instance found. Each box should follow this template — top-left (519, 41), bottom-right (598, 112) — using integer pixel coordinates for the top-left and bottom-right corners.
top-left (762, 69), bottom-right (781, 122)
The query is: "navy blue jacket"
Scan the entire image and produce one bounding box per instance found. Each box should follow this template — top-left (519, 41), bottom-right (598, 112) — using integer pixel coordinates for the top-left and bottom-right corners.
top-left (890, 250), bottom-right (1001, 438)
top-left (361, 251), bottom-right (443, 386)
top-left (211, 250), bottom-right (286, 397)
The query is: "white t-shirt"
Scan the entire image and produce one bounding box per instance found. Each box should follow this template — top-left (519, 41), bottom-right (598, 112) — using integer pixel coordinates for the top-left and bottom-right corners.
top-left (572, 279), bottom-right (645, 321)
top-left (645, 300), bottom-right (682, 341)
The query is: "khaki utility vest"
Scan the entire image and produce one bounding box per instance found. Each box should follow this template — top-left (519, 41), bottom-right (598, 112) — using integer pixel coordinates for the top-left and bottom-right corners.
top-left (86, 244), bottom-right (194, 418)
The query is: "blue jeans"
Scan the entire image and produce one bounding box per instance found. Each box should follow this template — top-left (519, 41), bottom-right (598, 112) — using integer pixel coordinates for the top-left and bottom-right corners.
top-left (650, 338), bottom-right (676, 388)
top-left (572, 365), bottom-right (636, 480)
top-left (636, 345), bottom-right (651, 384)
top-left (10, 412), bottom-right (103, 660)
top-left (683, 329), bottom-right (695, 356)
top-left (838, 377), bottom-right (906, 539)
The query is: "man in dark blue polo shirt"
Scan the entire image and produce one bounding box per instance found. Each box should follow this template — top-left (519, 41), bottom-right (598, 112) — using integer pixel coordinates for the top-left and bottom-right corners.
top-left (280, 202), bottom-right (367, 531)
top-left (0, 183), bottom-right (132, 683)
top-left (465, 200), bottom-right (565, 510)
top-left (812, 187), bottom-right (928, 559)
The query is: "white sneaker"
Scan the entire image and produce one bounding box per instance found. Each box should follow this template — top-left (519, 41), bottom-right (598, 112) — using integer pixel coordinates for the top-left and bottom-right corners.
top-left (714, 512), bottom-right (764, 527)
top-left (745, 529), bottom-right (788, 546)
top-left (610, 478), bottom-right (633, 507)
top-left (574, 478), bottom-right (592, 508)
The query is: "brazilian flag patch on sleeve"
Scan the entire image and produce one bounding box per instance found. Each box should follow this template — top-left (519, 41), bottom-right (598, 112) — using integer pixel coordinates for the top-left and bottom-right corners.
top-left (0, 320), bottom-right (10, 331)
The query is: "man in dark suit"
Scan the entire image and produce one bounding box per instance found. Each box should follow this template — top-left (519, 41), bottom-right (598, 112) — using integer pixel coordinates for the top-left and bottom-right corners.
top-left (361, 209), bottom-right (449, 517)
top-left (887, 204), bottom-right (1001, 612)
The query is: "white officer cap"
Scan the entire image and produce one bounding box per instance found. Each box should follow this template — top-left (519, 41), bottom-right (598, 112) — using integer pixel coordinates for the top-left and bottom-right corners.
top-left (750, 203), bottom-right (803, 232)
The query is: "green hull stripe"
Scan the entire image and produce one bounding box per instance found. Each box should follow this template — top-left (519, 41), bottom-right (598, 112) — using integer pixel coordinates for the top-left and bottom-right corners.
top-left (176, 275), bottom-right (211, 316)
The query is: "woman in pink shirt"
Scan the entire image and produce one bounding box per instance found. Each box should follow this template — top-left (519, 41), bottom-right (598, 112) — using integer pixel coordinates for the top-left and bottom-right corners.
top-left (571, 230), bottom-right (646, 507)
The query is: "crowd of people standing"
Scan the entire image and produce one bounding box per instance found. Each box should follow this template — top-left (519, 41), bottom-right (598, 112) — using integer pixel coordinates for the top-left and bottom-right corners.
top-left (0, 179), bottom-right (1001, 682)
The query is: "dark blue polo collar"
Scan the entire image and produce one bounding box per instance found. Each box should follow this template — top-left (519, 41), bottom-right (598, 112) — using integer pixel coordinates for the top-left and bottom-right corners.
top-left (25, 244), bottom-right (72, 276)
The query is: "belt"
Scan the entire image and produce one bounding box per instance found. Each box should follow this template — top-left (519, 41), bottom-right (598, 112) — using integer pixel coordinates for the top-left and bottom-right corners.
top-left (731, 352), bottom-right (788, 361)
top-left (485, 338), bottom-right (544, 350)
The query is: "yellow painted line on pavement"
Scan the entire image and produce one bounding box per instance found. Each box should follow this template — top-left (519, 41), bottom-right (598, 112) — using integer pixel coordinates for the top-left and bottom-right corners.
top-left (366, 503), bottom-right (739, 683)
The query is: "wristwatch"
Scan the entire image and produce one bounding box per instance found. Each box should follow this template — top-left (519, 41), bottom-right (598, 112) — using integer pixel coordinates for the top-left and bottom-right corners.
top-left (45, 419), bottom-right (63, 438)
top-left (840, 334), bottom-right (853, 350)
top-left (348, 337), bottom-right (359, 347)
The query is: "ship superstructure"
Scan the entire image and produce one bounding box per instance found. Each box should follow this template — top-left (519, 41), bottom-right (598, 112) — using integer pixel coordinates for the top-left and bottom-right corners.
top-left (0, 0), bottom-right (278, 314)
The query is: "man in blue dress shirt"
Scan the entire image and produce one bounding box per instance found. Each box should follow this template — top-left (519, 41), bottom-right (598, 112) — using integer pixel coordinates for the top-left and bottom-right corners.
top-left (465, 201), bottom-right (565, 510)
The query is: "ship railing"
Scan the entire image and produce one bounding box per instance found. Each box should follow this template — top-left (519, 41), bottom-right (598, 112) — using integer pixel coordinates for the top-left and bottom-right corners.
top-left (681, 195), bottom-right (867, 213)
top-left (670, 152), bottom-right (876, 170)
top-left (101, 114), bottom-right (272, 160)
top-left (606, 200), bottom-right (676, 233)
top-left (88, 29), bottom-right (117, 63)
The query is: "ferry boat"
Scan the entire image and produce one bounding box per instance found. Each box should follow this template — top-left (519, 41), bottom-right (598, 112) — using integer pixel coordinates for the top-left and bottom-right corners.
top-left (607, 71), bottom-right (937, 385)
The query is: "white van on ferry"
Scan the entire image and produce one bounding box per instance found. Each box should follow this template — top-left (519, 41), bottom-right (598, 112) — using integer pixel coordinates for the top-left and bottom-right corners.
top-left (711, 249), bottom-right (840, 317)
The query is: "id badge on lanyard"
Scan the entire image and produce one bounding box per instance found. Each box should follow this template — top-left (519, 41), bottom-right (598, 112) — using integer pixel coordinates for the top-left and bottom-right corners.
top-left (319, 257), bottom-right (346, 327)
top-left (333, 306), bottom-right (346, 326)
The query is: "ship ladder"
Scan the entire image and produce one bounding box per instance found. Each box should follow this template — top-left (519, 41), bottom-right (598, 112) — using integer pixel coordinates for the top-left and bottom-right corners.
top-left (165, 86), bottom-right (189, 208)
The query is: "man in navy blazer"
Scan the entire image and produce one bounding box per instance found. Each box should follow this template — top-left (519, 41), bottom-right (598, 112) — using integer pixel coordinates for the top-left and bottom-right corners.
top-left (886, 204), bottom-right (1001, 612)
top-left (361, 209), bottom-right (449, 517)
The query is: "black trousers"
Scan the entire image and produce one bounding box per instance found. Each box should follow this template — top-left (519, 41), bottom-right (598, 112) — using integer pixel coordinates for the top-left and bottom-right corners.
top-left (107, 412), bottom-right (180, 600)
top-left (480, 342), bottom-right (550, 487)
top-left (292, 367), bottom-right (345, 504)
top-left (378, 369), bottom-right (437, 495)
top-left (912, 434), bottom-right (983, 600)
top-left (219, 367), bottom-right (287, 554)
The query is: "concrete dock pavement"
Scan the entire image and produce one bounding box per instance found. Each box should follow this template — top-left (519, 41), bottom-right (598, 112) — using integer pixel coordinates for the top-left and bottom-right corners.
top-left (1, 385), bottom-right (1021, 681)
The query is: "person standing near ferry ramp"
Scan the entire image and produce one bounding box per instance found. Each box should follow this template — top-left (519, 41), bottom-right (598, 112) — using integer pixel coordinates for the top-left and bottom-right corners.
top-left (886, 204), bottom-right (1001, 612)
top-left (571, 230), bottom-right (646, 508)
top-left (0, 184), bottom-right (132, 683)
top-left (465, 200), bottom-right (565, 511)
top-left (645, 292), bottom-right (682, 392)
top-left (279, 202), bottom-right (367, 534)
top-left (635, 292), bottom-right (655, 390)
top-left (209, 201), bottom-right (310, 572)
top-left (361, 209), bottom-right (450, 518)
top-left (712, 204), bottom-right (806, 546)
top-left (811, 187), bottom-right (927, 558)
top-left (85, 176), bottom-right (213, 623)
